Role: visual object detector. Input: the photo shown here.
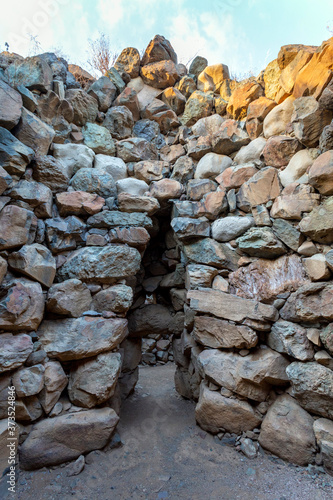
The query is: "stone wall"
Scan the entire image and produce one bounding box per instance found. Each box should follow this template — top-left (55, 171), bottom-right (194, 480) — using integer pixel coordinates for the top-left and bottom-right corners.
top-left (0, 34), bottom-right (333, 473)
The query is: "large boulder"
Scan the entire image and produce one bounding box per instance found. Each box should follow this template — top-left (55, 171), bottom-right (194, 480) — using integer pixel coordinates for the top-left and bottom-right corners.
top-left (0, 79), bottom-right (22, 130)
top-left (141, 35), bottom-right (177, 66)
top-left (211, 216), bottom-right (254, 242)
top-left (299, 197), bottom-right (333, 244)
top-left (197, 64), bottom-right (230, 93)
top-left (128, 303), bottom-right (183, 337)
top-left (14, 108), bottom-right (55, 156)
top-left (227, 80), bottom-right (263, 120)
top-left (0, 126), bottom-right (34, 176)
top-left (197, 347), bottom-right (289, 401)
top-left (52, 143), bottom-right (95, 178)
top-left (181, 91), bottom-right (214, 127)
top-left (114, 47), bottom-right (141, 78)
top-left (87, 76), bottom-right (117, 112)
top-left (263, 96), bottom-right (295, 138)
top-left (46, 279), bottom-right (92, 318)
top-left (271, 183), bottom-right (320, 220)
top-left (194, 153), bottom-right (232, 180)
top-left (38, 360), bottom-right (68, 414)
top-left (308, 150), bottom-right (333, 195)
top-left (0, 333), bottom-right (33, 373)
top-left (259, 394), bottom-right (316, 466)
top-left (236, 227), bottom-right (286, 259)
top-left (280, 282), bottom-right (333, 323)
top-left (82, 123), bottom-right (115, 155)
top-left (0, 205), bottom-right (34, 250)
top-left (229, 255), bottom-right (308, 302)
top-left (9, 179), bottom-right (53, 218)
top-left (19, 408), bottom-right (119, 469)
top-left (211, 119), bottom-right (250, 156)
top-left (57, 245), bottom-right (141, 283)
top-left (236, 167), bottom-right (281, 212)
top-left (55, 191), bottom-right (104, 216)
top-left (65, 89), bottom-right (98, 126)
top-left (0, 278), bottom-right (44, 332)
top-left (279, 149), bottom-right (318, 187)
top-left (183, 238), bottom-right (238, 271)
top-left (290, 96), bottom-right (332, 147)
top-left (70, 167), bottom-right (116, 198)
top-left (68, 352), bottom-right (122, 408)
top-left (286, 362), bottom-right (333, 419)
top-left (103, 105), bottom-right (134, 140)
top-left (267, 320), bottom-right (314, 361)
top-left (195, 383), bottom-right (262, 434)
top-left (38, 316), bottom-right (128, 361)
top-left (32, 155), bottom-right (69, 192)
top-left (140, 60), bottom-right (179, 89)
top-left (192, 316), bottom-right (258, 349)
top-left (8, 243), bottom-right (56, 287)
top-left (5, 55), bottom-right (53, 92)
top-left (262, 135), bottom-right (302, 168)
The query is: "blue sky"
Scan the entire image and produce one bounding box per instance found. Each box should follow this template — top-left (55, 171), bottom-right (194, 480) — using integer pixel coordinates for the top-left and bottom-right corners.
top-left (1, 0), bottom-right (333, 76)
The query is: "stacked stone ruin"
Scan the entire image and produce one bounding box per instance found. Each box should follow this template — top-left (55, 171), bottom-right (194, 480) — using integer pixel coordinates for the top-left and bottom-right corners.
top-left (0, 34), bottom-right (333, 473)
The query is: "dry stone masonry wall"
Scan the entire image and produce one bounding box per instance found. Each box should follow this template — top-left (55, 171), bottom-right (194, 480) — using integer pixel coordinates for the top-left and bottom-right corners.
top-left (0, 34), bottom-right (333, 473)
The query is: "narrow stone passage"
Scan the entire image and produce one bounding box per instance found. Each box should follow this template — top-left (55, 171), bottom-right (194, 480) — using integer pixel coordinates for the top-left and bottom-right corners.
top-left (15, 364), bottom-right (333, 500)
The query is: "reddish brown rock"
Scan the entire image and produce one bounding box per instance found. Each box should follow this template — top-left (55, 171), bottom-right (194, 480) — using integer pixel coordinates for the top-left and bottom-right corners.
top-left (117, 193), bottom-right (160, 215)
top-left (109, 227), bottom-right (150, 251)
top-left (8, 243), bottom-right (56, 288)
top-left (271, 183), bottom-right (320, 220)
top-left (55, 191), bottom-right (105, 216)
top-left (211, 119), bottom-right (251, 155)
top-left (114, 47), bottom-right (141, 78)
top-left (14, 108), bottom-right (55, 156)
top-left (280, 282), bottom-right (333, 323)
top-left (246, 96), bottom-right (276, 139)
top-left (140, 60), bottom-right (179, 89)
top-left (290, 96), bottom-right (332, 147)
top-left (229, 255), bottom-right (309, 302)
top-left (237, 167), bottom-right (281, 211)
top-left (227, 80), bottom-right (264, 120)
top-left (299, 197), bottom-right (333, 244)
top-left (277, 44), bottom-right (317, 70)
top-left (216, 164), bottom-right (258, 189)
top-left (197, 64), bottom-right (230, 93)
top-left (193, 316), bottom-right (258, 349)
top-left (161, 87), bottom-right (186, 115)
top-left (308, 150), bottom-right (333, 195)
top-left (149, 178), bottom-right (183, 200)
top-left (113, 87), bottom-right (140, 121)
top-left (0, 333), bottom-right (33, 373)
top-left (262, 136), bottom-right (302, 168)
top-left (0, 205), bottom-right (34, 250)
top-left (0, 79), bottom-right (22, 130)
top-left (141, 98), bottom-right (179, 133)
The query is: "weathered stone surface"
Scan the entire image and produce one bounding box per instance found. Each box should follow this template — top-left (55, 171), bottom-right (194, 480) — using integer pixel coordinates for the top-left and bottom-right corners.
top-left (195, 384), bottom-right (262, 434)
top-left (116, 178), bottom-right (149, 196)
top-left (0, 79), bottom-right (22, 130)
top-left (271, 183), bottom-right (320, 220)
top-left (39, 316), bottom-right (127, 361)
top-left (0, 257), bottom-right (7, 285)
top-left (267, 320), bottom-right (314, 361)
top-left (171, 217), bottom-right (210, 241)
top-left (114, 47), bottom-right (141, 78)
top-left (193, 316), bottom-right (258, 349)
top-left (8, 243), bottom-right (56, 287)
top-left (326, 250), bottom-right (333, 271)
top-left (188, 289), bottom-right (278, 323)
top-left (262, 135), bottom-right (302, 168)
top-left (70, 167), bottom-right (116, 198)
top-left (237, 227), bottom-right (286, 259)
top-left (234, 137), bottom-right (266, 165)
top-left (117, 137), bottom-right (158, 162)
top-left (134, 160), bottom-right (169, 183)
top-left (68, 352), bottom-right (122, 408)
top-left (217, 164), bottom-right (258, 190)
top-left (259, 394), bottom-right (316, 466)
top-left (38, 360), bottom-right (68, 413)
top-left (105, 67), bottom-right (126, 93)
top-left (286, 362), bottom-right (333, 419)
top-left (5, 55), bottom-right (53, 92)
top-left (65, 89), bottom-right (98, 126)
top-left (16, 396), bottom-right (43, 422)
top-left (197, 347), bottom-right (289, 401)
top-left (87, 210), bottom-right (152, 230)
top-left (308, 150), bottom-right (333, 195)
top-left (58, 245), bottom-right (140, 284)
top-left (87, 76), bottom-right (117, 112)
top-left (113, 87), bottom-right (140, 122)
top-left (14, 108), bottom-right (55, 156)
top-left (181, 91), bottom-right (214, 127)
top-left (229, 255), bottom-right (308, 302)
top-left (246, 97), bottom-right (276, 139)
top-left (161, 87), bottom-right (186, 115)
top-left (299, 197), bottom-right (333, 244)
top-left (277, 44), bottom-right (317, 70)
top-left (290, 96), bottom-right (332, 147)
top-left (183, 238), bottom-right (238, 271)
top-left (194, 153), bottom-right (232, 180)
top-left (47, 279), bottom-right (92, 318)
top-left (94, 155), bottom-right (127, 182)
top-left (313, 418), bottom-right (333, 474)
top-left (279, 149), bottom-right (318, 187)
top-left (279, 49), bottom-right (315, 94)
top-left (211, 216), bottom-right (254, 242)
top-left (128, 304), bottom-right (183, 337)
top-left (140, 60), bottom-right (179, 89)
top-left (92, 284), bottom-right (133, 314)
top-left (189, 56), bottom-right (207, 76)
top-left (45, 216), bottom-right (85, 254)
top-left (52, 143), bottom-right (95, 178)
top-left (272, 219), bottom-right (303, 251)
top-left (32, 155), bottom-right (69, 192)
top-left (187, 179), bottom-right (216, 201)
top-left (227, 80), bottom-right (263, 120)
top-left (150, 178), bottom-right (183, 200)
top-left (263, 96), bottom-right (295, 138)
top-left (0, 205), bottom-right (34, 250)
top-left (159, 143), bottom-right (185, 164)
top-left (211, 119), bottom-right (250, 156)
top-left (118, 192), bottom-right (159, 215)
top-left (0, 126), bottom-right (34, 176)
top-left (280, 282), bottom-right (333, 323)
top-left (141, 35), bottom-right (177, 66)
top-left (293, 37), bottom-right (333, 99)
top-left (56, 191), bottom-right (104, 216)
top-left (9, 179), bottom-right (52, 218)
top-left (171, 156), bottom-right (195, 184)
top-left (20, 408), bottom-right (119, 469)
top-left (82, 123), bottom-right (115, 155)
top-left (319, 324), bottom-right (333, 356)
top-left (12, 364), bottom-right (44, 397)
top-left (197, 64), bottom-right (230, 93)
top-left (185, 264), bottom-right (218, 290)
top-left (0, 278), bottom-right (44, 332)
top-left (263, 59), bottom-right (281, 101)
top-left (103, 105), bottom-right (134, 140)
top-left (237, 167), bottom-right (280, 211)
top-left (303, 253), bottom-right (331, 281)
top-left (0, 333), bottom-right (33, 373)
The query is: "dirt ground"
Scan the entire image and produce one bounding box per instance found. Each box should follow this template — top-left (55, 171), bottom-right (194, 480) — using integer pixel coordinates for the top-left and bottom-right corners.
top-left (12, 363), bottom-right (333, 500)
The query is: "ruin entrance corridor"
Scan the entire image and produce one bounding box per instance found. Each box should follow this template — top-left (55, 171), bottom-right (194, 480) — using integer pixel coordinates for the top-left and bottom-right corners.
top-left (15, 364), bottom-right (333, 500)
